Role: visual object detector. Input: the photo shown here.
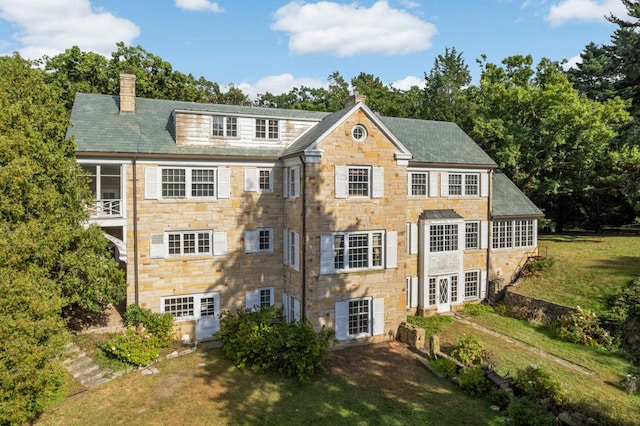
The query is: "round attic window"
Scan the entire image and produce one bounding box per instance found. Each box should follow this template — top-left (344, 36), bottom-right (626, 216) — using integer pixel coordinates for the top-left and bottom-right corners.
top-left (351, 124), bottom-right (367, 142)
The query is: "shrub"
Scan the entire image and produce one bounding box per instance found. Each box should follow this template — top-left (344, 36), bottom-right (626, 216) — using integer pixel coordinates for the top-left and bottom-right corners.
top-left (461, 303), bottom-right (494, 316)
top-left (458, 366), bottom-right (490, 397)
top-left (511, 364), bottom-right (563, 408)
top-left (452, 334), bottom-right (491, 367)
top-left (526, 257), bottom-right (555, 274)
top-left (430, 357), bottom-right (458, 378)
top-left (101, 329), bottom-right (160, 366)
top-left (552, 307), bottom-right (614, 349)
top-left (507, 396), bottom-right (557, 426)
top-left (123, 304), bottom-right (175, 347)
top-left (216, 306), bottom-right (334, 383)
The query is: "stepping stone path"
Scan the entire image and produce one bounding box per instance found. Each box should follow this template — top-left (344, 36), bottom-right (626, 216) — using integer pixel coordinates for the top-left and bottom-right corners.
top-left (62, 342), bottom-right (124, 389)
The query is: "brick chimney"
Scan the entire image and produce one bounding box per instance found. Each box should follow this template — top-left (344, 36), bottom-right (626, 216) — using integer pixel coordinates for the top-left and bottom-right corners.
top-left (343, 91), bottom-right (366, 108)
top-left (119, 73), bottom-right (136, 113)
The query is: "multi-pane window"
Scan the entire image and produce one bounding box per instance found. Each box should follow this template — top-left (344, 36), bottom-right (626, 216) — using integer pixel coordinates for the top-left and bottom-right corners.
top-left (410, 172), bottom-right (428, 196)
top-left (464, 271), bottom-right (480, 299)
top-left (167, 231), bottom-right (212, 256)
top-left (211, 116), bottom-right (237, 137)
top-left (255, 118), bottom-right (279, 139)
top-left (259, 288), bottom-right (272, 307)
top-left (448, 173), bottom-right (480, 196)
top-left (333, 231), bottom-right (384, 271)
top-left (259, 169), bottom-right (272, 191)
top-left (259, 228), bottom-right (272, 251)
top-left (289, 168), bottom-right (296, 197)
top-left (465, 221), bottom-right (480, 250)
top-left (492, 220), bottom-right (535, 249)
top-left (245, 228), bottom-right (273, 253)
top-left (81, 164), bottom-right (122, 216)
top-left (163, 296), bottom-right (194, 319)
top-left (429, 224), bottom-right (458, 252)
top-left (162, 168), bottom-right (216, 198)
top-left (451, 275), bottom-right (459, 302)
top-left (348, 167), bottom-right (370, 196)
top-left (428, 278), bottom-right (436, 305)
top-left (348, 299), bottom-right (370, 336)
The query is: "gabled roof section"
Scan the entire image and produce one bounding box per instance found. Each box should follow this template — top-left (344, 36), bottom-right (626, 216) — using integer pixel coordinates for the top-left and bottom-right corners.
top-left (68, 93), bottom-right (329, 158)
top-left (281, 102), bottom-right (412, 158)
top-left (420, 209), bottom-right (464, 220)
top-left (378, 116), bottom-right (497, 167)
top-left (492, 171), bottom-right (544, 218)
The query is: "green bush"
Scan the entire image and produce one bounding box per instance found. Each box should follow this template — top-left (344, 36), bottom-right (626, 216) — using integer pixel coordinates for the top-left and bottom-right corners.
top-left (461, 303), bottom-right (494, 316)
top-left (507, 396), bottom-right (557, 426)
top-left (216, 306), bottom-right (334, 383)
top-left (101, 329), bottom-right (160, 366)
top-left (123, 304), bottom-right (175, 347)
top-left (511, 364), bottom-right (563, 408)
top-left (526, 256), bottom-right (555, 274)
top-left (552, 307), bottom-right (614, 349)
top-left (458, 365), bottom-right (490, 397)
top-left (430, 357), bottom-right (458, 378)
top-left (452, 334), bottom-right (491, 367)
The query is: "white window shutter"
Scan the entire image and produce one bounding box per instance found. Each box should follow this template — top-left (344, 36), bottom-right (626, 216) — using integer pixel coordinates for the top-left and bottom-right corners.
top-left (480, 221), bottom-right (489, 249)
top-left (386, 231), bottom-right (397, 269)
top-left (320, 234), bottom-right (335, 274)
top-left (293, 231), bottom-right (300, 271)
top-left (411, 277), bottom-right (419, 308)
top-left (244, 168), bottom-right (258, 192)
top-left (441, 172), bottom-right (449, 196)
top-left (268, 287), bottom-right (275, 306)
top-left (145, 167), bottom-right (160, 199)
top-left (213, 231), bottom-right (227, 255)
top-left (245, 290), bottom-right (259, 309)
top-left (293, 166), bottom-right (300, 198)
top-left (150, 234), bottom-right (164, 258)
top-left (217, 168), bottom-right (230, 199)
top-left (283, 228), bottom-right (289, 265)
top-left (244, 230), bottom-right (258, 253)
top-left (407, 173), bottom-right (412, 196)
top-left (293, 297), bottom-right (300, 321)
top-left (335, 166), bottom-right (347, 198)
top-left (481, 271), bottom-right (488, 299)
top-left (372, 298), bottom-right (384, 336)
top-left (481, 173), bottom-right (489, 197)
top-left (429, 171), bottom-right (439, 197)
top-left (410, 223), bottom-right (418, 255)
top-left (282, 292), bottom-right (290, 321)
top-left (372, 167), bottom-right (384, 198)
top-left (335, 301), bottom-right (348, 340)
top-left (282, 168), bottom-right (289, 198)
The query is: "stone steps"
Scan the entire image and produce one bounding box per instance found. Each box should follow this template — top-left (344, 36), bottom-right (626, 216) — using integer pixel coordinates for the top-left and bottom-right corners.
top-left (63, 342), bottom-right (115, 389)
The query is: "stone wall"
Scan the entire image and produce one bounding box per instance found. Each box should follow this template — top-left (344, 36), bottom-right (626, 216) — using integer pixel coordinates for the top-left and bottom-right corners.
top-left (503, 288), bottom-right (577, 323)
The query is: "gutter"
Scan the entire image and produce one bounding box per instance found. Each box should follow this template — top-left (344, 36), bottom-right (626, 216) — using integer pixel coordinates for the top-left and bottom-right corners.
top-left (132, 156), bottom-right (139, 305)
top-left (486, 169), bottom-right (492, 300)
top-left (299, 155), bottom-right (306, 320)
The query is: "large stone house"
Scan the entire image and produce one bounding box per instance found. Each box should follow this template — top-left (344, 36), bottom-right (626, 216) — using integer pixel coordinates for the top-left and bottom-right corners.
top-left (68, 74), bottom-right (542, 343)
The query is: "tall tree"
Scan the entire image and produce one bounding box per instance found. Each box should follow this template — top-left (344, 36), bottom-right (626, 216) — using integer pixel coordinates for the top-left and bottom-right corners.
top-left (0, 54), bottom-right (125, 422)
top-left (422, 47), bottom-right (475, 132)
top-left (566, 42), bottom-right (617, 102)
top-left (471, 55), bottom-right (631, 230)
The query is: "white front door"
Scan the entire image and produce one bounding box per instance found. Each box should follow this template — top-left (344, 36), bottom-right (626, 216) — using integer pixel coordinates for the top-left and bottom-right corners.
top-left (437, 276), bottom-right (451, 313)
top-left (195, 293), bottom-right (220, 341)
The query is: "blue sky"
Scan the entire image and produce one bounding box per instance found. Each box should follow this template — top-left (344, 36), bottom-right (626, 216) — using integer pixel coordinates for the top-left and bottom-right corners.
top-left (0, 0), bottom-right (629, 98)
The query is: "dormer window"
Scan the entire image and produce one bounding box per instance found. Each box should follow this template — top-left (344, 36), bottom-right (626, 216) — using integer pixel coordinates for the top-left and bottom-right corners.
top-left (211, 116), bottom-right (237, 137)
top-left (256, 118), bottom-right (279, 140)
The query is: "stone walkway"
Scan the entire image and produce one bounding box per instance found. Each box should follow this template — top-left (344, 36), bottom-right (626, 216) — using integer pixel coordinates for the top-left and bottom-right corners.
top-left (62, 342), bottom-right (125, 389)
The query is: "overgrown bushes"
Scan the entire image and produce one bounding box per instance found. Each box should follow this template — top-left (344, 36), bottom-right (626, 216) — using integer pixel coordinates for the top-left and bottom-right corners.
top-left (552, 307), bottom-right (614, 349)
top-left (216, 307), bottom-right (334, 383)
top-left (100, 305), bottom-right (175, 367)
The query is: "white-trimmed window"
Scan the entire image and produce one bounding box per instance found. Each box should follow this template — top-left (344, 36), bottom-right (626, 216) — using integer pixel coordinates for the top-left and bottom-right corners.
top-left (448, 173), bottom-right (479, 196)
top-left (283, 293), bottom-right (301, 322)
top-left (428, 278), bottom-right (436, 305)
top-left (465, 221), bottom-right (480, 250)
top-left (244, 227), bottom-right (273, 253)
top-left (244, 168), bottom-right (273, 193)
top-left (167, 231), bottom-right (212, 256)
top-left (255, 118), bottom-right (279, 139)
top-left (211, 116), bottom-right (237, 137)
top-left (283, 228), bottom-right (300, 271)
top-left (333, 231), bottom-right (383, 271)
top-left (406, 276), bottom-right (418, 308)
top-left (492, 219), bottom-right (536, 249)
top-left (351, 124), bottom-right (367, 141)
top-left (145, 167), bottom-right (230, 200)
top-left (409, 172), bottom-right (428, 196)
top-left (335, 166), bottom-right (383, 199)
top-left (81, 164), bottom-right (122, 216)
top-left (429, 224), bottom-right (458, 252)
top-left (283, 166), bottom-right (300, 199)
top-left (464, 270), bottom-right (480, 299)
top-left (162, 295), bottom-right (195, 320)
top-left (246, 287), bottom-right (274, 309)
top-left (335, 297), bottom-right (384, 340)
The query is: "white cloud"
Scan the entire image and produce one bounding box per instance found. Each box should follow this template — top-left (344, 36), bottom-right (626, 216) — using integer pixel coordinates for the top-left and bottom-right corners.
top-left (546, 0), bottom-right (627, 26)
top-left (0, 0), bottom-right (139, 58)
top-left (236, 73), bottom-right (328, 99)
top-left (391, 75), bottom-right (425, 90)
top-left (174, 0), bottom-right (223, 13)
top-left (563, 54), bottom-right (582, 70)
top-left (272, 1), bottom-right (437, 57)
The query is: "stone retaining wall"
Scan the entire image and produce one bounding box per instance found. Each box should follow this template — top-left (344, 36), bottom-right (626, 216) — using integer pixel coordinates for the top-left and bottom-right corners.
top-left (503, 288), bottom-right (577, 323)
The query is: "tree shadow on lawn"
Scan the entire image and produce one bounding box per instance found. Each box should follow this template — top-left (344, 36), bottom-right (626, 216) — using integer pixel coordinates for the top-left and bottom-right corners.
top-left (590, 256), bottom-right (640, 280)
top-left (199, 343), bottom-right (503, 425)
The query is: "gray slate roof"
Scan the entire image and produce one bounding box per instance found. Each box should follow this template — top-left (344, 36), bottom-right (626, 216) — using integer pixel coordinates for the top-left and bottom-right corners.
top-left (492, 171), bottom-right (544, 218)
top-left (420, 209), bottom-right (464, 220)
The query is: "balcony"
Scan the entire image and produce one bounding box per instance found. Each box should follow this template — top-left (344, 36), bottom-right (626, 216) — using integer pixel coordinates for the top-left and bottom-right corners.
top-left (90, 199), bottom-right (122, 218)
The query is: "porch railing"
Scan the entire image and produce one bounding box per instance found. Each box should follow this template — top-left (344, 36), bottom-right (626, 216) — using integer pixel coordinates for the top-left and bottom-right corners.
top-left (90, 199), bottom-right (122, 217)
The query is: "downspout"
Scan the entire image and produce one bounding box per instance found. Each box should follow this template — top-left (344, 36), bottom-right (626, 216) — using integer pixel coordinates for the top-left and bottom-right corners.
top-left (299, 155), bottom-right (306, 320)
top-left (486, 169), bottom-right (492, 301)
top-left (132, 156), bottom-right (139, 305)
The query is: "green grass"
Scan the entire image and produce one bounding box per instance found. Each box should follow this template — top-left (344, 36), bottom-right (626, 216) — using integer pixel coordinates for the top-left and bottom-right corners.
top-left (406, 315), bottom-right (453, 335)
top-left (516, 234), bottom-right (640, 311)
